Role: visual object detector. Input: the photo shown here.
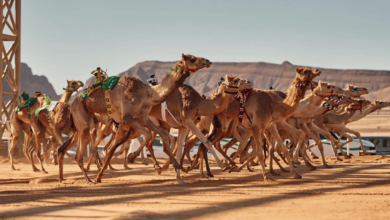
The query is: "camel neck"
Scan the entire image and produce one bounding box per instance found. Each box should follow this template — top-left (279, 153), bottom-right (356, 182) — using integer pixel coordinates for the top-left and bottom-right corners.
top-left (59, 91), bottom-right (73, 105)
top-left (292, 91), bottom-right (325, 117)
top-left (197, 91), bottom-right (236, 116)
top-left (347, 104), bottom-right (376, 123)
top-left (150, 70), bottom-right (188, 104)
top-left (280, 83), bottom-right (307, 116)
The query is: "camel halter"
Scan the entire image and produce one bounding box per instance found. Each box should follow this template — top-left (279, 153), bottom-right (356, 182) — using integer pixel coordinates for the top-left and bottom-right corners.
top-left (292, 70), bottom-right (313, 91)
top-left (235, 88), bottom-right (252, 124)
top-left (348, 87), bottom-right (360, 96)
top-left (169, 58), bottom-right (202, 76)
top-left (63, 82), bottom-right (78, 93)
top-left (221, 79), bottom-right (241, 94)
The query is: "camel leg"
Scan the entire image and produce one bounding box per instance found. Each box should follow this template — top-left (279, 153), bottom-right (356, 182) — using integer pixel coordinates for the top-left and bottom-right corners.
top-left (138, 116), bottom-right (182, 169)
top-left (122, 141), bottom-right (131, 169)
top-left (58, 132), bottom-right (78, 182)
top-left (315, 124), bottom-right (347, 159)
top-left (298, 124), bottom-right (330, 168)
top-left (183, 120), bottom-right (227, 169)
top-left (230, 131), bottom-right (251, 162)
top-left (143, 132), bottom-right (163, 174)
top-left (95, 124), bottom-right (132, 183)
top-left (174, 127), bottom-right (190, 184)
top-left (251, 128), bottom-right (269, 181)
top-left (30, 123), bottom-right (47, 173)
top-left (268, 124), bottom-right (301, 179)
top-left (201, 144), bottom-right (214, 177)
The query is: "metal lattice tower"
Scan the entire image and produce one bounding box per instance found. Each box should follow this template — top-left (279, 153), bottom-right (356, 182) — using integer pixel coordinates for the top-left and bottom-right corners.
top-left (0, 0), bottom-right (21, 137)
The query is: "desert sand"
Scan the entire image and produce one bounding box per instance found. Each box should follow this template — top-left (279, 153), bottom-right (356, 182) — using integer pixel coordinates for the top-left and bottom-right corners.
top-left (1, 155), bottom-right (390, 220)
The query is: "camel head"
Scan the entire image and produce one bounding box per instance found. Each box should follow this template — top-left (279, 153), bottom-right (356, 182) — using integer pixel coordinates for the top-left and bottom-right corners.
top-left (218, 75), bottom-right (252, 94)
top-left (293, 68), bottom-right (321, 89)
top-left (65, 80), bottom-right (84, 93)
top-left (314, 81), bottom-right (344, 96)
top-left (372, 99), bottom-right (390, 108)
top-left (344, 84), bottom-right (369, 96)
top-left (181, 54), bottom-right (212, 74)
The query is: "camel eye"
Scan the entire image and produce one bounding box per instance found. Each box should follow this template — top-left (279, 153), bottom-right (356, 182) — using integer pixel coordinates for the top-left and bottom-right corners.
top-left (327, 86), bottom-right (330, 89)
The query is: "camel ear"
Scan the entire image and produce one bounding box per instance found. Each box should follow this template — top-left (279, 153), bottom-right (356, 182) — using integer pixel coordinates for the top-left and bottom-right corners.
top-left (296, 67), bottom-right (304, 74)
top-left (67, 80), bottom-right (70, 84)
top-left (182, 53), bottom-right (187, 61)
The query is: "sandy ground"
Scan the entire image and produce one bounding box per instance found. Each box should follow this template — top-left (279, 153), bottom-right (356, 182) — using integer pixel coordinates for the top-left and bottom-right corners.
top-left (1, 156), bottom-right (390, 220)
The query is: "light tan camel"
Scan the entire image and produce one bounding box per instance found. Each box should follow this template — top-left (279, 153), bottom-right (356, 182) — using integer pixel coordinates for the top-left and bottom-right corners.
top-left (219, 67), bottom-right (321, 180)
top-left (9, 93), bottom-right (46, 172)
top-left (311, 99), bottom-right (372, 156)
top-left (284, 94), bottom-right (355, 168)
top-left (323, 100), bottom-right (390, 152)
top-left (128, 75), bottom-right (252, 183)
top-left (343, 84), bottom-right (369, 97)
top-left (58, 54), bottom-right (212, 183)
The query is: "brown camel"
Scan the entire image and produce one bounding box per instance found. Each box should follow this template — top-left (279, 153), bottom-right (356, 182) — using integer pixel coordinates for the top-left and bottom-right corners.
top-left (127, 75), bottom-right (252, 183)
top-left (9, 92), bottom-right (47, 172)
top-left (36, 80), bottom-right (84, 165)
top-left (58, 54), bottom-right (212, 183)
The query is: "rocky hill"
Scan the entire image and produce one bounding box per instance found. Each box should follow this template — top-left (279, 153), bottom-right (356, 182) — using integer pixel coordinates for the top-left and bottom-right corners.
top-left (78, 60), bottom-right (390, 101)
top-left (4, 63), bottom-right (61, 101)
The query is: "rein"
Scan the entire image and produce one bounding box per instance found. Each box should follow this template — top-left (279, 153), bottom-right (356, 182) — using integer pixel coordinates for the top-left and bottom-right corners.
top-left (169, 58), bottom-right (201, 76)
top-left (235, 88), bottom-right (252, 124)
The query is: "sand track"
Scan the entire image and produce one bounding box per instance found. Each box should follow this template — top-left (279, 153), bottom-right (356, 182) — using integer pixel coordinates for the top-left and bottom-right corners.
top-left (1, 156), bottom-right (390, 220)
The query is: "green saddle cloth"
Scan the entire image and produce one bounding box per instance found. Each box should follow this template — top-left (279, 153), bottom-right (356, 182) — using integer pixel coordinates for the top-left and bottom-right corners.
top-left (15, 97), bottom-right (36, 113)
top-left (80, 76), bottom-right (120, 99)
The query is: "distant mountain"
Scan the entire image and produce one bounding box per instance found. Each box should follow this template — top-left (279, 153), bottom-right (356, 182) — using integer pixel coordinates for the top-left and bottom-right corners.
top-left (78, 60), bottom-right (390, 99)
top-left (3, 63), bottom-right (61, 101)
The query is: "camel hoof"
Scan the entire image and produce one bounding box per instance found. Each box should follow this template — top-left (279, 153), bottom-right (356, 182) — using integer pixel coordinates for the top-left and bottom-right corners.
top-left (87, 181), bottom-right (96, 185)
top-left (280, 168), bottom-right (289, 172)
top-left (127, 153), bottom-right (136, 163)
top-left (264, 176), bottom-right (275, 182)
top-left (270, 171), bottom-right (280, 176)
top-left (177, 180), bottom-right (188, 185)
top-left (33, 169), bottom-right (41, 173)
top-left (109, 166), bottom-right (116, 171)
top-left (11, 166), bottom-right (17, 171)
top-left (41, 170), bottom-right (48, 174)
top-left (311, 156), bottom-right (319, 159)
top-left (173, 164), bottom-right (183, 170)
top-left (293, 173), bottom-right (302, 179)
top-left (337, 157), bottom-right (343, 161)
top-left (94, 178), bottom-right (102, 183)
top-left (228, 166), bottom-right (240, 173)
top-left (156, 168), bottom-right (163, 175)
top-left (247, 167), bottom-right (255, 172)
top-left (324, 165), bottom-right (333, 169)
top-left (59, 178), bottom-right (64, 183)
top-left (293, 160), bottom-right (301, 165)
top-left (207, 172), bottom-right (214, 178)
top-left (123, 166), bottom-right (131, 170)
top-left (309, 166), bottom-right (317, 171)
top-left (222, 166), bottom-right (231, 172)
top-left (142, 162), bottom-right (148, 166)
top-left (344, 155), bottom-right (351, 159)
top-left (184, 166), bottom-right (192, 173)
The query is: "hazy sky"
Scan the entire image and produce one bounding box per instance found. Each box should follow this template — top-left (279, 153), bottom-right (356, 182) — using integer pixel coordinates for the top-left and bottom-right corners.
top-left (22, 0), bottom-right (390, 94)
